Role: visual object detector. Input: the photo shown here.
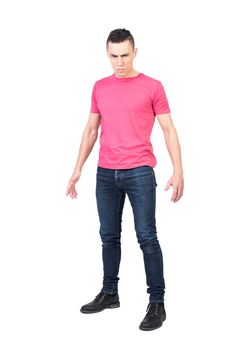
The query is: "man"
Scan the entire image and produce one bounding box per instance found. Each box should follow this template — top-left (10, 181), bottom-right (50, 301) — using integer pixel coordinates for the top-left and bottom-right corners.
top-left (66, 28), bottom-right (184, 331)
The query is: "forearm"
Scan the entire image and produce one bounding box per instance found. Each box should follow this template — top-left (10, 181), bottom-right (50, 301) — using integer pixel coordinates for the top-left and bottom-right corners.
top-left (72, 128), bottom-right (98, 175)
top-left (163, 126), bottom-right (183, 174)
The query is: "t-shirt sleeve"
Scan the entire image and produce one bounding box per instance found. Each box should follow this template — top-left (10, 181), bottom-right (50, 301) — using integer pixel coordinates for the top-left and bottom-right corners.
top-left (152, 81), bottom-right (171, 116)
top-left (90, 82), bottom-right (100, 113)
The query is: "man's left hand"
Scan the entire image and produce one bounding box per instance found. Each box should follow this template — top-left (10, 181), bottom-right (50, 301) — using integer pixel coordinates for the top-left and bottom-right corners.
top-left (164, 172), bottom-right (184, 202)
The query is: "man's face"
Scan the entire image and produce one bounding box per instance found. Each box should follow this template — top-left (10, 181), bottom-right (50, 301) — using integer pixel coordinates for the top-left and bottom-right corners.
top-left (107, 40), bottom-right (137, 77)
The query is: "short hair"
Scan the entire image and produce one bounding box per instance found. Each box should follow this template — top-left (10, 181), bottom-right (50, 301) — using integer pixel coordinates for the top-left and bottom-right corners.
top-left (106, 28), bottom-right (135, 50)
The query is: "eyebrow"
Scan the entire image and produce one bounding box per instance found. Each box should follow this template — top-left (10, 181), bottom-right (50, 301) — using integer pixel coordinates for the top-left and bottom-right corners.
top-left (110, 53), bottom-right (130, 57)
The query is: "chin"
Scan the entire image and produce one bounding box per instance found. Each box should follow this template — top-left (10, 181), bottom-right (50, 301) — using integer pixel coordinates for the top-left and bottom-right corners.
top-left (116, 71), bottom-right (126, 75)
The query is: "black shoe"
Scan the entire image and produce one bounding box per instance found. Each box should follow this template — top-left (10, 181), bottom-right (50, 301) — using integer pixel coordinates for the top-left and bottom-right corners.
top-left (80, 291), bottom-right (120, 314)
top-left (139, 302), bottom-right (166, 331)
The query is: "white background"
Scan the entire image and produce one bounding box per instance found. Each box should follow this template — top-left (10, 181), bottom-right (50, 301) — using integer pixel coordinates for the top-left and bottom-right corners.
top-left (0, 0), bottom-right (234, 349)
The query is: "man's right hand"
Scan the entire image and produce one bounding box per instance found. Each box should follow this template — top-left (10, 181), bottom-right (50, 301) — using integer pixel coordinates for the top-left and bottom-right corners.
top-left (66, 172), bottom-right (81, 199)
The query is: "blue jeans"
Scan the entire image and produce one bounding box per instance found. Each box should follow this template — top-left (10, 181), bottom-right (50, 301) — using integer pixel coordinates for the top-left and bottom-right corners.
top-left (95, 165), bottom-right (165, 303)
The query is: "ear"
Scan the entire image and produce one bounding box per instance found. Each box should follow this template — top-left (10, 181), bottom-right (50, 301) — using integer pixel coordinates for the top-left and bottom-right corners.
top-left (134, 48), bottom-right (138, 57)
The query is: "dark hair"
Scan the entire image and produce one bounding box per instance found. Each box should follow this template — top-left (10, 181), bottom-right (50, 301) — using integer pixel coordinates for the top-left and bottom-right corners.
top-left (106, 28), bottom-right (135, 50)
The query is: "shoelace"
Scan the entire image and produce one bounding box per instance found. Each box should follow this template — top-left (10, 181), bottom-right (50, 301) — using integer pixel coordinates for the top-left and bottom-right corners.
top-left (94, 292), bottom-right (107, 304)
top-left (146, 302), bottom-right (159, 315)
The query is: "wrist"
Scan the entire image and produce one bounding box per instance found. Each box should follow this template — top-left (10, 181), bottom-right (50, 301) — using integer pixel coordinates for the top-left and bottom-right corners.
top-left (73, 169), bottom-right (82, 176)
top-left (173, 167), bottom-right (183, 175)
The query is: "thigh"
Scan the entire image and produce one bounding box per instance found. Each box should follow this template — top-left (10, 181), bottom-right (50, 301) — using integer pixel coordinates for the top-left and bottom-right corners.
top-left (124, 166), bottom-right (157, 235)
top-left (96, 167), bottom-right (126, 234)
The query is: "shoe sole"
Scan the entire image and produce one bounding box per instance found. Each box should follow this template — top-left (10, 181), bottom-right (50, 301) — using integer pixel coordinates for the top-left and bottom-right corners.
top-left (80, 302), bottom-right (120, 314)
top-left (139, 314), bottom-right (166, 331)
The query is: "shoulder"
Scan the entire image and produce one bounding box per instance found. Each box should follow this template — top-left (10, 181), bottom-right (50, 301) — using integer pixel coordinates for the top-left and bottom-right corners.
top-left (93, 74), bottom-right (113, 87)
top-left (141, 73), bottom-right (163, 87)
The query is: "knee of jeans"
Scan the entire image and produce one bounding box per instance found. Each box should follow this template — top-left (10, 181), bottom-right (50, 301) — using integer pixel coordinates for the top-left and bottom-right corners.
top-left (137, 237), bottom-right (160, 253)
top-left (100, 234), bottom-right (121, 248)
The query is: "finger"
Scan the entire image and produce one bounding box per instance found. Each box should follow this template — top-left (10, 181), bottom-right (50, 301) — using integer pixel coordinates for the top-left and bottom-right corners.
top-left (173, 187), bottom-right (180, 202)
top-left (171, 188), bottom-right (176, 201)
top-left (69, 187), bottom-right (75, 199)
top-left (174, 186), bottom-right (183, 202)
top-left (73, 186), bottom-right (77, 197)
top-left (177, 183), bottom-right (184, 199)
top-left (71, 186), bottom-right (77, 198)
top-left (171, 187), bottom-right (178, 201)
top-left (66, 186), bottom-right (71, 196)
top-left (177, 188), bottom-right (183, 201)
top-left (66, 181), bottom-right (73, 195)
top-left (164, 181), bottom-right (171, 191)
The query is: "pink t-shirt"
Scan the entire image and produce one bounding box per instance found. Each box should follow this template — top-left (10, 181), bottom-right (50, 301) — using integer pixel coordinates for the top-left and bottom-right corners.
top-left (90, 72), bottom-right (170, 169)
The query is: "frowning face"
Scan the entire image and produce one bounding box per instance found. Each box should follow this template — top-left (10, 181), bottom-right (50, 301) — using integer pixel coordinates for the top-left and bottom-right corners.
top-left (107, 40), bottom-right (138, 78)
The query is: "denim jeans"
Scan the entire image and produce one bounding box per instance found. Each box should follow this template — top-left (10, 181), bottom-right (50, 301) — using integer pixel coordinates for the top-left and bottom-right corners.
top-left (95, 165), bottom-right (165, 303)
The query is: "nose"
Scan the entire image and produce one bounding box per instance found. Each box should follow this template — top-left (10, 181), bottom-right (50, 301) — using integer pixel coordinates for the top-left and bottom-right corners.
top-left (117, 57), bottom-right (123, 66)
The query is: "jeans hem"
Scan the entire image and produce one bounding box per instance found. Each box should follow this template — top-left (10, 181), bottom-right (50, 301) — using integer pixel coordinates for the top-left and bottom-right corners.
top-left (101, 288), bottom-right (118, 295)
top-left (149, 299), bottom-right (164, 303)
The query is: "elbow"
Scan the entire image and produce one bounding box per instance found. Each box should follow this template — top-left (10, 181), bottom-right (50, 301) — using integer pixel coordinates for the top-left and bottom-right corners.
top-left (88, 130), bottom-right (99, 141)
top-left (84, 126), bottom-right (98, 138)
top-left (90, 130), bottom-right (98, 138)
top-left (163, 125), bottom-right (175, 135)
top-left (163, 125), bottom-right (177, 141)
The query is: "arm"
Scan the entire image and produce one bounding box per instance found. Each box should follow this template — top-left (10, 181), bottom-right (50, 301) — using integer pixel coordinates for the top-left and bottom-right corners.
top-left (156, 113), bottom-right (184, 202)
top-left (66, 112), bottom-right (101, 198)
top-left (72, 112), bottom-right (101, 175)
